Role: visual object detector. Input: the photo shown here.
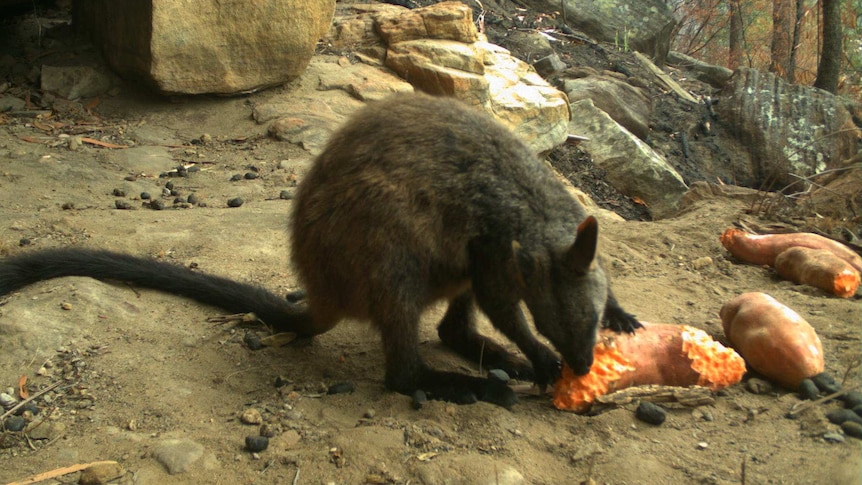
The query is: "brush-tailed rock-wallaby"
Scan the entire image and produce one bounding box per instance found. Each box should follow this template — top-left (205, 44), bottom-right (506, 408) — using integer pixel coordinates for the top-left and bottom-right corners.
top-left (0, 93), bottom-right (639, 408)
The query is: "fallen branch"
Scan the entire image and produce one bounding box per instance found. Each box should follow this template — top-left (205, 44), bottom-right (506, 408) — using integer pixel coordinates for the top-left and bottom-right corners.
top-left (80, 137), bottom-right (128, 149)
top-left (4, 460), bottom-right (119, 485)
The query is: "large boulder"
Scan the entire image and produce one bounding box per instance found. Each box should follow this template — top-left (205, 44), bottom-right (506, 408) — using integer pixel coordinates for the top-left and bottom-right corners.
top-left (521, 0), bottom-right (677, 65)
top-left (560, 73), bottom-right (652, 140)
top-left (569, 99), bottom-right (689, 218)
top-left (72, 0), bottom-right (335, 95)
top-left (716, 67), bottom-right (860, 190)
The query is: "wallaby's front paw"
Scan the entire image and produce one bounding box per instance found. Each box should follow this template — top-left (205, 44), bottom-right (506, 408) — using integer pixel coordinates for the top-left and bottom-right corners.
top-left (530, 347), bottom-right (562, 391)
top-left (603, 306), bottom-right (641, 333)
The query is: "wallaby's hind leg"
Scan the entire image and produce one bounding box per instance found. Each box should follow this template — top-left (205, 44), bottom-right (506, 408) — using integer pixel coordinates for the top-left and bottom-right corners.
top-left (437, 292), bottom-right (535, 380)
top-left (375, 286), bottom-right (516, 408)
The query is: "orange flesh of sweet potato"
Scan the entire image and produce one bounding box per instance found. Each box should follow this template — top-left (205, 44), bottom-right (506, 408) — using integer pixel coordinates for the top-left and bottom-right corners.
top-left (720, 292), bottom-right (824, 389)
top-left (720, 228), bottom-right (862, 273)
top-left (774, 247), bottom-right (861, 298)
top-left (552, 323), bottom-right (746, 412)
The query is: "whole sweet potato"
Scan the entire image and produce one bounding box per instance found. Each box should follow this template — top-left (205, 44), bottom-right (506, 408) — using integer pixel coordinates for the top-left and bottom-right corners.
top-left (720, 228), bottom-right (862, 273)
top-left (720, 292), bottom-right (824, 389)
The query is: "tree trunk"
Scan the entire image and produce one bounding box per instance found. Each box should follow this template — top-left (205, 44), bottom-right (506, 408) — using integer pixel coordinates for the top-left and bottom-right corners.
top-left (787, 0), bottom-right (805, 83)
top-left (814, 0), bottom-right (842, 93)
top-left (728, 0), bottom-right (743, 70)
top-left (769, 0), bottom-right (794, 79)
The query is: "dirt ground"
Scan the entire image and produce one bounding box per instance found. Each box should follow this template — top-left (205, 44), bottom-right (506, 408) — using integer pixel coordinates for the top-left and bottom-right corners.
top-left (1, 4), bottom-right (861, 485)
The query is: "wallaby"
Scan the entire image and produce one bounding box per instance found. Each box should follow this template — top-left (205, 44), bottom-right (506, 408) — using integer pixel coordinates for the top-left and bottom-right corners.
top-left (0, 93), bottom-right (639, 408)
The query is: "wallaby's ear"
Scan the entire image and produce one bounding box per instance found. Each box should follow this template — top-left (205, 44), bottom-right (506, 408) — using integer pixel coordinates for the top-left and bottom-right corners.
top-left (510, 240), bottom-right (535, 290)
top-left (566, 216), bottom-right (598, 273)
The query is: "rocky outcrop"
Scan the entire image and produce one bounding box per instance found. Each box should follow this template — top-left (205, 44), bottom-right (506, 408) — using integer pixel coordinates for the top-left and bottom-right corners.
top-left (328, 1), bottom-right (570, 153)
top-left (716, 67), bottom-right (860, 189)
top-left (667, 51), bottom-right (733, 89)
top-left (72, 0), bottom-right (335, 95)
top-left (560, 72), bottom-right (652, 140)
top-left (521, 0), bottom-right (677, 65)
top-left (569, 99), bottom-right (689, 218)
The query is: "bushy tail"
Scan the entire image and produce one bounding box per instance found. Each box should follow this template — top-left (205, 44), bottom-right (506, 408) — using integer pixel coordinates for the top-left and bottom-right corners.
top-left (0, 248), bottom-right (317, 335)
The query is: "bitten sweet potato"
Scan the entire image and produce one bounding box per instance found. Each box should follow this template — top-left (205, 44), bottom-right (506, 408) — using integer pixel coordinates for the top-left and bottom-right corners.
top-left (553, 323), bottom-right (746, 412)
top-left (774, 247), bottom-right (861, 298)
top-left (720, 228), bottom-right (862, 273)
top-left (720, 292), bottom-right (824, 389)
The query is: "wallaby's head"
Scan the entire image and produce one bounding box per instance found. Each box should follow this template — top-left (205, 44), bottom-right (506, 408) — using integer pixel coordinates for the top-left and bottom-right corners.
top-left (512, 216), bottom-right (607, 376)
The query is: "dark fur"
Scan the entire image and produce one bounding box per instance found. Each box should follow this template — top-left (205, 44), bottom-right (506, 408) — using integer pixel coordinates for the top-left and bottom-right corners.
top-left (0, 94), bottom-right (638, 408)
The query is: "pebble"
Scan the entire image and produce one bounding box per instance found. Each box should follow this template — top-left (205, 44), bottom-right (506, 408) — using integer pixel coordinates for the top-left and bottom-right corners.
top-left (243, 332), bottom-right (263, 350)
top-left (79, 462), bottom-right (126, 485)
top-left (61, 202), bottom-right (74, 210)
top-left (244, 172), bottom-right (259, 180)
top-left (841, 421), bottom-right (862, 439)
top-left (148, 199), bottom-right (165, 210)
top-left (279, 190), bottom-right (294, 200)
top-left (4, 415), bottom-right (26, 432)
top-left (259, 423), bottom-right (280, 438)
top-left (747, 377), bottom-right (776, 395)
top-left (200, 133), bottom-right (212, 144)
top-left (165, 181), bottom-right (174, 190)
top-left (691, 256), bottom-right (713, 270)
top-left (19, 238), bottom-right (31, 246)
top-left (0, 392), bottom-right (17, 410)
top-left (26, 421), bottom-right (65, 440)
top-left (114, 200), bottom-right (133, 210)
top-left (327, 382), bottom-right (355, 395)
top-left (797, 379), bottom-right (819, 400)
top-left (227, 197), bottom-right (244, 208)
top-left (852, 404), bottom-right (862, 417)
top-left (412, 389), bottom-right (427, 410)
top-left (823, 432), bottom-right (845, 444)
top-left (245, 435), bottom-right (269, 452)
top-left (488, 369), bottom-right (510, 382)
top-left (826, 409), bottom-right (862, 426)
top-left (140, 192), bottom-right (151, 200)
top-left (839, 390), bottom-right (862, 408)
top-left (16, 401), bottom-right (39, 416)
top-left (812, 372), bottom-right (841, 394)
top-left (187, 193), bottom-right (199, 205)
top-left (696, 441), bottom-right (709, 450)
top-left (230, 174), bottom-right (243, 182)
top-left (635, 401), bottom-right (666, 425)
top-left (153, 439), bottom-right (204, 475)
top-left (112, 188), bottom-right (126, 197)
top-left (240, 408), bottom-right (263, 425)
top-left (364, 409), bottom-right (376, 419)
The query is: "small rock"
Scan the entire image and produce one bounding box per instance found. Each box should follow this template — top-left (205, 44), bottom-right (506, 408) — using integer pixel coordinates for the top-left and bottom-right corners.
top-left (4, 415), bottom-right (26, 432)
top-left (200, 133), bottom-right (212, 144)
top-left (243, 332), bottom-right (263, 350)
top-left (812, 372), bottom-right (841, 394)
top-left (364, 409), bottom-right (376, 419)
top-left (245, 435), bottom-right (269, 452)
top-left (19, 238), bottom-right (31, 246)
top-left (227, 197), bottom-right (244, 208)
top-left (68, 135), bottom-right (82, 151)
top-left (114, 200), bottom-right (133, 210)
top-left (240, 408), bottom-right (263, 425)
top-left (148, 199), bottom-right (165, 210)
top-left (244, 172), bottom-right (260, 180)
top-left (230, 174), bottom-right (243, 181)
top-left (61, 202), bottom-right (75, 210)
top-left (532, 53), bottom-right (566, 78)
top-left (112, 188), bottom-right (126, 197)
top-left (691, 256), bottom-right (714, 270)
top-left (0, 392), bottom-right (17, 410)
top-left (839, 390), bottom-right (862, 408)
top-left (79, 462), bottom-right (126, 485)
top-left (327, 382), bottom-right (355, 395)
top-left (16, 401), bottom-right (39, 416)
top-left (26, 421), bottom-right (65, 440)
top-left (412, 389), bottom-right (428, 410)
top-left (279, 190), bottom-right (294, 200)
top-left (285, 290), bottom-right (305, 302)
top-left (635, 401), bottom-right (666, 425)
top-left (826, 409), bottom-right (862, 426)
top-left (852, 404), bottom-right (862, 417)
top-left (259, 423), bottom-right (281, 438)
top-left (60, 302), bottom-right (73, 310)
top-left (488, 369), bottom-right (510, 382)
top-left (697, 441), bottom-right (709, 450)
top-left (153, 439), bottom-right (204, 475)
top-left (796, 379), bottom-right (819, 400)
top-left (822, 432), bottom-right (845, 444)
top-left (187, 193), bottom-right (199, 205)
top-left (140, 192), bottom-right (151, 200)
top-left (841, 421), bottom-right (862, 439)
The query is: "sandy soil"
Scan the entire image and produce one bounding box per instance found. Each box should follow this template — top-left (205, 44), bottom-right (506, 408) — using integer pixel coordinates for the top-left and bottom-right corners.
top-left (1, 5), bottom-right (861, 485)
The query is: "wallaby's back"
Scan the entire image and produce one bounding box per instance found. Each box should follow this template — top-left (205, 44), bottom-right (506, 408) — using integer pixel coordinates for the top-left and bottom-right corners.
top-left (291, 93), bottom-right (587, 330)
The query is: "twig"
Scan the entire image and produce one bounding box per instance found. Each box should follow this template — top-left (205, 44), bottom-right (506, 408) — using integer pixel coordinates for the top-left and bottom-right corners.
top-left (4, 460), bottom-right (119, 485)
top-left (787, 384), bottom-right (861, 417)
top-left (0, 380), bottom-right (63, 421)
top-left (292, 467), bottom-right (301, 485)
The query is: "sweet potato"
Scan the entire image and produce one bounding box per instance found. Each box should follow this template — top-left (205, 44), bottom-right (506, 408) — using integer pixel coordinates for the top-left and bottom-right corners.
top-left (553, 323), bottom-right (746, 412)
top-left (720, 292), bottom-right (824, 389)
top-left (720, 228), bottom-right (862, 273)
top-left (774, 247), bottom-right (861, 298)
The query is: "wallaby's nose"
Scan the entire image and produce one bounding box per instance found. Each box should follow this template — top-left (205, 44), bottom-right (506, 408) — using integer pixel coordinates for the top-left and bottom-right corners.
top-left (568, 354), bottom-right (593, 376)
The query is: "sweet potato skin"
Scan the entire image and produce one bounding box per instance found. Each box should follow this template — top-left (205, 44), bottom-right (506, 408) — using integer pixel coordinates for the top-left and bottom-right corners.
top-left (774, 247), bottom-right (861, 298)
top-left (720, 228), bottom-right (862, 273)
top-left (720, 292), bottom-right (824, 389)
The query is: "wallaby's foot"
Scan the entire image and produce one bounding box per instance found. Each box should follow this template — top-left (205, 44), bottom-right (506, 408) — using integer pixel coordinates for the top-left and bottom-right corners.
top-left (285, 289), bottom-right (306, 303)
top-left (438, 323), bottom-right (535, 381)
top-left (419, 369), bottom-right (518, 409)
top-left (386, 367), bottom-right (517, 409)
